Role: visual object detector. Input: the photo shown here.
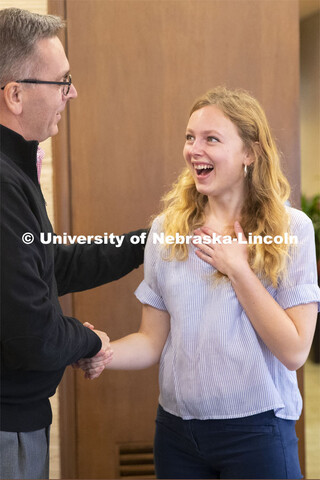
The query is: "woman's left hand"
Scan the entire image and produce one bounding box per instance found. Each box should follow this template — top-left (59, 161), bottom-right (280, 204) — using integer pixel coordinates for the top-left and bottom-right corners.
top-left (193, 221), bottom-right (249, 278)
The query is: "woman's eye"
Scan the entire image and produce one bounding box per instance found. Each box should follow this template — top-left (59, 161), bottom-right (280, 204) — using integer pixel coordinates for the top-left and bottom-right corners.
top-left (185, 134), bottom-right (194, 142)
top-left (207, 136), bottom-right (218, 143)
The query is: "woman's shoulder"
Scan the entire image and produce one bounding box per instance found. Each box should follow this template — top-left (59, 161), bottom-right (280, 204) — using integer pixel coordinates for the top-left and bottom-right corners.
top-left (150, 214), bottom-right (165, 232)
top-left (286, 205), bottom-right (313, 231)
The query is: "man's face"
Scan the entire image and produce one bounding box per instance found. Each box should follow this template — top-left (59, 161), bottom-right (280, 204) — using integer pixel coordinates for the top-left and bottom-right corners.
top-left (19, 36), bottom-right (77, 142)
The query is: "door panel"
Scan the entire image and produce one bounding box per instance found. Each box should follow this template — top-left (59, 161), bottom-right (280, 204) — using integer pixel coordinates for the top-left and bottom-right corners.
top-left (49, 1), bottom-right (302, 477)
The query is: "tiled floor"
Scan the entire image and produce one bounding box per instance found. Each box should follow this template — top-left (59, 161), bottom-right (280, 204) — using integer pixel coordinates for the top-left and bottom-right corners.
top-left (49, 360), bottom-right (320, 479)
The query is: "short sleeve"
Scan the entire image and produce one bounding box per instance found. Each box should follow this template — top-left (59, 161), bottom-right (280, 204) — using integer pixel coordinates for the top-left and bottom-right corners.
top-left (277, 210), bottom-right (320, 310)
top-left (135, 217), bottom-right (168, 311)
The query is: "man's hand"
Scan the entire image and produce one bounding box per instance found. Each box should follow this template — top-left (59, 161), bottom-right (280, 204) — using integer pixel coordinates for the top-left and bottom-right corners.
top-left (73, 323), bottom-right (113, 379)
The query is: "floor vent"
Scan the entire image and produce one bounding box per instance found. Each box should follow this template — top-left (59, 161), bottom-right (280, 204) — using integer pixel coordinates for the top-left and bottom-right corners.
top-left (117, 443), bottom-right (155, 478)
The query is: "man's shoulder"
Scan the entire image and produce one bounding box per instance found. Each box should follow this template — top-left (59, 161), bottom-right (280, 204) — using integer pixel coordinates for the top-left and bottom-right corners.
top-left (1, 150), bottom-right (17, 177)
top-left (0, 151), bottom-right (31, 189)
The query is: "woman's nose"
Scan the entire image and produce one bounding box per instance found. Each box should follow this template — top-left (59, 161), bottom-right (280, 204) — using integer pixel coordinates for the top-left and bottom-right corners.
top-left (190, 139), bottom-right (204, 157)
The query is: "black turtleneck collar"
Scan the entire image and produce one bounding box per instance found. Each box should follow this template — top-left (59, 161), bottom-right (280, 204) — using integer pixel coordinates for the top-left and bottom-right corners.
top-left (0, 124), bottom-right (39, 185)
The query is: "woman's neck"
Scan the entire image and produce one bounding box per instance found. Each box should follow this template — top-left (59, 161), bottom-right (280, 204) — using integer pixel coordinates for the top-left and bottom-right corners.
top-left (204, 196), bottom-right (244, 234)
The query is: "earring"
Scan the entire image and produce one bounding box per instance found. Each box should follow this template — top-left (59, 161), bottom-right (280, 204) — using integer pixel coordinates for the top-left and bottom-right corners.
top-left (244, 164), bottom-right (248, 177)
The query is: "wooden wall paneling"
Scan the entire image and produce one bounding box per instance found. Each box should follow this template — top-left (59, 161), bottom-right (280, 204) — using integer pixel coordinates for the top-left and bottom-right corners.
top-left (49, 0), bottom-right (303, 477)
top-left (48, 1), bottom-right (78, 478)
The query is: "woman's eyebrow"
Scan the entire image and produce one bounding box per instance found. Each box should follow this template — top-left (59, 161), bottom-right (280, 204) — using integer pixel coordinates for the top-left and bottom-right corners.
top-left (186, 128), bottom-right (223, 137)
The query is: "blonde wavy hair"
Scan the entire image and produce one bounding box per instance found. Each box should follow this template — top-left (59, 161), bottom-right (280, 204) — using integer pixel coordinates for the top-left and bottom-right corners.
top-left (159, 86), bottom-right (291, 287)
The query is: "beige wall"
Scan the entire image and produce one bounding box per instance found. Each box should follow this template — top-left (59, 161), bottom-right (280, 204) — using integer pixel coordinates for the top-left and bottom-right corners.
top-left (300, 12), bottom-right (320, 197)
top-left (0, 0), bottom-right (47, 14)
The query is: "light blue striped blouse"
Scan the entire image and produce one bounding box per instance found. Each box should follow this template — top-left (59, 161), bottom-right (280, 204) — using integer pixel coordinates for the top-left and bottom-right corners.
top-left (135, 207), bottom-right (320, 420)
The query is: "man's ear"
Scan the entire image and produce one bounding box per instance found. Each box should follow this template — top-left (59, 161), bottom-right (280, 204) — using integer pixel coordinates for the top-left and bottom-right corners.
top-left (3, 83), bottom-right (23, 115)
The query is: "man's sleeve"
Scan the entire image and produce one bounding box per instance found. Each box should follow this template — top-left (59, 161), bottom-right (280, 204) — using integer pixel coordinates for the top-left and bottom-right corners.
top-left (0, 181), bottom-right (102, 372)
top-left (54, 230), bottom-right (147, 296)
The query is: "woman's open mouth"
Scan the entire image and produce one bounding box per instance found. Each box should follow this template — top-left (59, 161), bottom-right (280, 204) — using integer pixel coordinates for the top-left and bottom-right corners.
top-left (193, 164), bottom-right (214, 177)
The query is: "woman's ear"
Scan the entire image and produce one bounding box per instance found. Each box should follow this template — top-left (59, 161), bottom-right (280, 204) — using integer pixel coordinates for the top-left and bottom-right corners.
top-left (3, 82), bottom-right (23, 115)
top-left (244, 147), bottom-right (254, 167)
top-left (246, 141), bottom-right (260, 166)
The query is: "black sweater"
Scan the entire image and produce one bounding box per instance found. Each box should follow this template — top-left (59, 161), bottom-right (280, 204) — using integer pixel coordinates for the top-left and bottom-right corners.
top-left (0, 125), bottom-right (145, 432)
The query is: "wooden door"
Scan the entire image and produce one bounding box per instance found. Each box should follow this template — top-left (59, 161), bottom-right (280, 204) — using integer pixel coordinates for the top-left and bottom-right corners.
top-left (49, 1), bottom-right (303, 477)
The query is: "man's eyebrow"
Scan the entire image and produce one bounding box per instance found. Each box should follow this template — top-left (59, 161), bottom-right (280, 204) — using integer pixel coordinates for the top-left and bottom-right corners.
top-left (56, 70), bottom-right (70, 81)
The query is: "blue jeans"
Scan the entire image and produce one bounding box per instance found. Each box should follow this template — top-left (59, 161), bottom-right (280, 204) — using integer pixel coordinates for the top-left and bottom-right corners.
top-left (154, 405), bottom-right (302, 479)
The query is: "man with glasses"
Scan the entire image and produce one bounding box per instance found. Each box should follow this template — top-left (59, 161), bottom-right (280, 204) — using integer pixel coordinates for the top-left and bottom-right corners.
top-left (1, 74), bottom-right (73, 94)
top-left (0, 8), bottom-right (146, 479)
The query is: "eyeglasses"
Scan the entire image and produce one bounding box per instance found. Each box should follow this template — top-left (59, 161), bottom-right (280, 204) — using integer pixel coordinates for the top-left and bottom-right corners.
top-left (1, 74), bottom-right (72, 96)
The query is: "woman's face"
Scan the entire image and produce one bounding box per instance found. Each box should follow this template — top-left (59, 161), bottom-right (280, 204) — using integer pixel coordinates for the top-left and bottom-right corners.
top-left (183, 105), bottom-right (251, 202)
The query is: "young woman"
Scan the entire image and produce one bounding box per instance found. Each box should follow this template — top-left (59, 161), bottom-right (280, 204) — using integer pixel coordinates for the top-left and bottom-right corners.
top-left (80, 87), bottom-right (320, 479)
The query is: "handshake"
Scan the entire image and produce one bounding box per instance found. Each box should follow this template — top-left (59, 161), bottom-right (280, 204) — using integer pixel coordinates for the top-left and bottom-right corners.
top-left (73, 322), bottom-right (113, 380)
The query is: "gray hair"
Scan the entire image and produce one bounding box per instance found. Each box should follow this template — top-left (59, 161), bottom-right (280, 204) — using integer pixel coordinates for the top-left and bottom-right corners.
top-left (0, 8), bottom-right (64, 86)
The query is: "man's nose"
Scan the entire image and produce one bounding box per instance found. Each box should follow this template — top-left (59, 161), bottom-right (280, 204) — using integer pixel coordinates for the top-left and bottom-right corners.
top-left (68, 83), bottom-right (78, 99)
